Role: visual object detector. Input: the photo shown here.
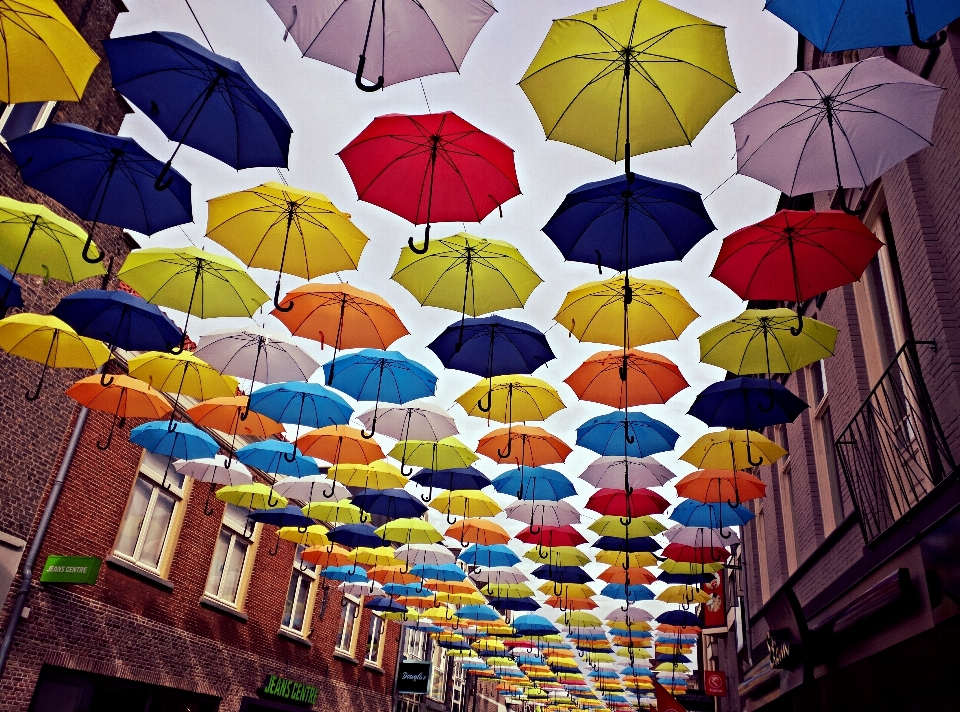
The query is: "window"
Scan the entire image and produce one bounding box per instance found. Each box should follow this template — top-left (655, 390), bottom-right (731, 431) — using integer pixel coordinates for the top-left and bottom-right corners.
top-left (807, 361), bottom-right (844, 534)
top-left (114, 452), bottom-right (188, 574)
top-left (779, 464), bottom-right (799, 574)
top-left (282, 546), bottom-right (317, 636)
top-left (755, 508), bottom-right (771, 603)
top-left (0, 102), bottom-right (55, 145)
top-left (429, 642), bottom-right (448, 701)
top-left (205, 503), bottom-right (255, 607)
top-left (364, 614), bottom-right (385, 666)
top-left (336, 596), bottom-right (360, 655)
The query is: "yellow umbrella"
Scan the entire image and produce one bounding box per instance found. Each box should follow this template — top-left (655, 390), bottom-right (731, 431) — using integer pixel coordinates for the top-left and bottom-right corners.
top-left (523, 546), bottom-right (590, 567)
top-left (348, 546), bottom-right (399, 569)
top-left (656, 585), bottom-right (709, 605)
top-left (558, 612), bottom-right (602, 627)
top-left (519, 0), bottom-right (736, 167)
top-left (581, 653), bottom-right (615, 664)
top-left (456, 375), bottom-right (564, 433)
top-left (0, 313), bottom-right (108, 400)
top-left (615, 647), bottom-right (652, 659)
top-left (555, 277), bottom-right (697, 348)
top-left (206, 182), bottom-right (369, 310)
top-left (0, 197), bottom-right (105, 296)
top-left (537, 582), bottom-right (595, 599)
top-left (117, 247), bottom-right (269, 351)
top-left (278, 524), bottom-right (329, 547)
top-left (0, 0), bottom-right (100, 103)
top-left (588, 515), bottom-right (665, 538)
top-left (326, 460), bottom-right (408, 490)
top-left (594, 551), bottom-right (657, 568)
top-left (383, 608), bottom-right (421, 623)
top-left (654, 663), bottom-right (689, 673)
top-left (388, 436), bottom-right (478, 474)
top-left (680, 429), bottom-right (786, 470)
top-left (127, 351), bottom-right (238, 426)
top-left (375, 518), bottom-right (443, 545)
top-left (474, 639), bottom-right (508, 654)
top-left (301, 498), bottom-right (362, 524)
top-left (435, 591), bottom-right (487, 606)
top-left (216, 483), bottom-right (288, 511)
top-left (430, 490), bottom-right (502, 525)
top-left (698, 308), bottom-right (838, 375)
top-left (659, 560), bottom-right (724, 575)
top-left (481, 583), bottom-right (535, 599)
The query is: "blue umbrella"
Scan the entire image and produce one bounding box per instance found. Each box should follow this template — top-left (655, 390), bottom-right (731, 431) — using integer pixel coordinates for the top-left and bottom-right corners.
top-left (248, 381), bottom-right (352, 461)
top-left (383, 583), bottom-right (430, 597)
top-left (103, 31), bottom-right (292, 186)
top-left (327, 523), bottom-right (383, 549)
top-left (669, 500), bottom-right (755, 533)
top-left (764, 0), bottom-right (960, 52)
top-left (438, 639), bottom-right (472, 650)
top-left (531, 565), bottom-right (592, 598)
top-left (543, 173), bottom-right (714, 272)
top-left (410, 562), bottom-right (467, 582)
top-left (365, 595), bottom-right (408, 613)
top-left (656, 635), bottom-right (698, 645)
top-left (620, 666), bottom-right (655, 677)
top-left (576, 412), bottom-right (679, 459)
top-left (588, 670), bottom-right (618, 679)
top-left (491, 467), bottom-right (576, 501)
top-left (129, 421), bottom-right (218, 486)
top-left (248, 504), bottom-right (316, 555)
top-left (351, 488), bottom-right (428, 520)
top-left (52, 289), bottom-right (182, 387)
top-left (322, 349), bottom-right (437, 438)
top-left (411, 466), bottom-right (491, 502)
top-left (427, 315), bottom-right (555, 411)
top-left (488, 597), bottom-right (541, 612)
top-left (514, 655), bottom-right (546, 665)
top-left (688, 376), bottom-right (808, 434)
top-left (600, 583), bottom-right (654, 604)
top-left (656, 653), bottom-right (690, 664)
top-left (456, 605), bottom-right (501, 622)
top-left (0, 265), bottom-right (23, 313)
top-left (8, 123), bottom-right (192, 263)
top-left (321, 565), bottom-right (368, 583)
top-left (234, 441), bottom-right (320, 477)
top-left (513, 614), bottom-right (559, 637)
top-left (458, 544), bottom-right (521, 569)
top-left (656, 610), bottom-right (700, 627)
top-left (592, 536), bottom-right (660, 553)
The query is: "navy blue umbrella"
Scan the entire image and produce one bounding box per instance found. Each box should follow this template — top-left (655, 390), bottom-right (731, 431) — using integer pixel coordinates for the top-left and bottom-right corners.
top-left (0, 265), bottom-right (23, 314)
top-left (410, 466), bottom-right (491, 502)
top-left (532, 564), bottom-right (592, 597)
top-left (688, 377), bottom-right (808, 430)
top-left (656, 571), bottom-right (715, 585)
top-left (9, 123), bottom-right (192, 264)
top-left (52, 289), bottom-right (182, 386)
top-left (656, 610), bottom-right (701, 627)
top-left (364, 595), bottom-right (408, 613)
top-left (248, 505), bottom-right (316, 555)
top-left (351, 488), bottom-right (428, 520)
top-left (103, 32), bottom-right (292, 188)
top-left (592, 536), bottom-right (661, 553)
top-left (544, 174), bottom-right (714, 273)
top-left (327, 523), bottom-right (384, 549)
top-left (488, 597), bottom-right (541, 612)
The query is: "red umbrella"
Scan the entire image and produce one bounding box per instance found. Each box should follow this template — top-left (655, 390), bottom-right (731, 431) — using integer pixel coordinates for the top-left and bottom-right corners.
top-left (515, 524), bottom-right (587, 554)
top-left (338, 111), bottom-right (521, 253)
top-left (710, 209), bottom-right (883, 333)
top-left (661, 542), bottom-right (728, 565)
top-left (585, 488), bottom-right (669, 517)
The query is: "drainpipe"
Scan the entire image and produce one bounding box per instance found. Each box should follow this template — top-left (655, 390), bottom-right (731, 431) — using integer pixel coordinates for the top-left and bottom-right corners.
top-left (0, 405), bottom-right (90, 676)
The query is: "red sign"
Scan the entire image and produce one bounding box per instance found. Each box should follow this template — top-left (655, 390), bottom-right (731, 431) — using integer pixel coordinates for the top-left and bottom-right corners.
top-left (704, 671), bottom-right (728, 697)
top-left (653, 681), bottom-right (688, 712)
top-left (702, 570), bottom-right (726, 630)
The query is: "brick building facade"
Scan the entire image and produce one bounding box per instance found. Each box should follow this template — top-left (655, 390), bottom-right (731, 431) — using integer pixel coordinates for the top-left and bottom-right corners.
top-left (703, 22), bottom-right (960, 712)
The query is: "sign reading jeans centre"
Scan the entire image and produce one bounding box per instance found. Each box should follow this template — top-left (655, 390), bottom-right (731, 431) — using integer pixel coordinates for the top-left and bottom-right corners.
top-left (396, 660), bottom-right (431, 695)
top-left (39, 556), bottom-right (102, 584)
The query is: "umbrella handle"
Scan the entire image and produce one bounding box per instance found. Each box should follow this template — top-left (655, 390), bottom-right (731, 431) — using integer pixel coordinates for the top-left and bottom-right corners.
top-left (469, 565), bottom-right (482, 576)
top-left (789, 311), bottom-right (804, 337)
top-left (536, 540), bottom-right (547, 559)
top-left (269, 531), bottom-right (281, 556)
top-left (746, 441), bottom-right (765, 467)
top-left (203, 481), bottom-right (217, 516)
top-left (267, 486), bottom-right (280, 507)
top-left (618, 515), bottom-right (632, 527)
top-left (359, 510), bottom-right (369, 523)
top-left (361, 417), bottom-right (377, 439)
top-left (25, 335), bottom-right (56, 401)
top-left (154, 160), bottom-right (175, 192)
top-left (283, 444), bottom-right (298, 463)
top-left (408, 225), bottom-right (431, 254)
top-left (477, 389), bottom-right (492, 413)
top-left (497, 438), bottom-right (512, 460)
top-left (274, 278), bottom-right (294, 312)
top-left (446, 509), bottom-right (457, 526)
top-left (420, 485), bottom-right (433, 503)
top-left (355, 54), bottom-right (384, 92)
top-left (401, 463), bottom-right (415, 477)
top-left (99, 369), bottom-right (115, 388)
top-left (353, 601), bottom-right (362, 619)
top-left (81, 234), bottom-right (105, 264)
top-left (907, 8), bottom-right (947, 49)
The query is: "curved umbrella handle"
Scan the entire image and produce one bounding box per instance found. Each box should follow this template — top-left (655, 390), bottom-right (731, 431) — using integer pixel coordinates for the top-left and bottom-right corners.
top-left (595, 250), bottom-right (603, 275)
top-left (746, 441), bottom-right (765, 467)
top-left (477, 389), bottom-right (492, 413)
top-left (274, 278), bottom-right (294, 313)
top-left (497, 438), bottom-right (512, 460)
top-left (282, 4), bottom-right (298, 40)
top-left (420, 485), bottom-right (434, 503)
top-left (789, 311), bottom-right (804, 337)
top-left (408, 224), bottom-right (430, 254)
top-left (359, 509), bottom-right (370, 524)
top-left (203, 481), bottom-right (217, 516)
top-left (401, 463), bottom-right (415, 477)
top-left (907, 9), bottom-right (947, 49)
top-left (239, 396), bottom-right (252, 422)
top-left (446, 508), bottom-right (457, 526)
top-left (267, 486), bottom-right (280, 508)
top-left (268, 532), bottom-right (282, 556)
top-left (619, 514), bottom-right (632, 527)
top-left (82, 234), bottom-right (105, 264)
top-left (837, 185), bottom-right (867, 215)
top-left (99, 369), bottom-right (115, 387)
top-left (283, 444), bottom-right (298, 463)
top-left (361, 417), bottom-right (377, 439)
top-left (154, 160), bottom-right (175, 192)
top-left (355, 54), bottom-right (384, 92)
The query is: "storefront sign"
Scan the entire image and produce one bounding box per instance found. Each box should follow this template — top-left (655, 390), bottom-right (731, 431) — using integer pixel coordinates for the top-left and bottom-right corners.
top-left (262, 675), bottom-right (318, 707)
top-left (702, 571), bottom-right (726, 631)
top-left (704, 671), bottom-right (727, 697)
top-left (652, 681), bottom-right (688, 712)
top-left (766, 629), bottom-right (801, 669)
top-left (39, 556), bottom-right (101, 584)
top-left (396, 660), bottom-right (431, 695)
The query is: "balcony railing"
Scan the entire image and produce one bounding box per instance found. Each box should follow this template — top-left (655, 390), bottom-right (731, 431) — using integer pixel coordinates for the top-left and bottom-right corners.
top-left (835, 341), bottom-right (956, 542)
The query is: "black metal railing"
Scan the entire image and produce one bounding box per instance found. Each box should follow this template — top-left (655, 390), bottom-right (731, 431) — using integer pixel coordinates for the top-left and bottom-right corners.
top-left (835, 341), bottom-right (955, 542)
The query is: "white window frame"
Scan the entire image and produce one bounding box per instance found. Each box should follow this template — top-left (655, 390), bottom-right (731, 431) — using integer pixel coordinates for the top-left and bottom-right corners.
top-left (0, 101), bottom-right (56, 147)
top-left (281, 546), bottom-right (317, 636)
top-left (113, 452), bottom-right (188, 575)
top-left (204, 503), bottom-right (258, 608)
top-left (335, 594), bottom-right (362, 656)
top-left (364, 613), bottom-right (386, 667)
top-left (429, 642), bottom-right (448, 701)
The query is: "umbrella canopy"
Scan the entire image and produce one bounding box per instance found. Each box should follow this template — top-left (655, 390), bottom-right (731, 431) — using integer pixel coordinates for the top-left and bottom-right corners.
top-left (699, 308), bottom-right (838, 375)
top-left (580, 456), bottom-right (673, 489)
top-left (321, 565), bottom-right (369, 583)
top-left (216, 483), bottom-right (288, 510)
top-left (456, 376), bottom-right (564, 428)
top-left (459, 544), bottom-right (521, 569)
top-left (492, 467), bottom-right (576, 501)
top-left (680, 430), bottom-right (786, 471)
top-left (388, 436), bottom-right (478, 472)
top-left (275, 475), bottom-right (344, 503)
top-left (207, 183), bottom-right (368, 309)
top-left (104, 32), bottom-right (291, 174)
top-left (339, 112), bottom-right (520, 250)
top-left (597, 567), bottom-right (656, 586)
top-left (356, 401), bottom-right (457, 441)
top-left (193, 326), bottom-right (320, 385)
top-left (589, 516), bottom-right (666, 538)
top-left (516, 525), bottom-right (587, 549)
top-left (689, 377), bottom-right (808, 433)
top-left (248, 505), bottom-right (315, 529)
top-left (675, 469), bottom-right (767, 505)
top-left (662, 524), bottom-right (739, 548)
top-left (375, 518), bottom-right (443, 545)
top-left (327, 523), bottom-right (384, 549)
top-left (175, 458), bottom-right (253, 486)
top-left (733, 57), bottom-right (944, 210)
top-left (565, 350), bottom-right (688, 409)
top-left (265, 0), bottom-right (496, 90)
top-left (67, 374), bottom-right (172, 448)
top-left (186, 396), bottom-right (284, 460)
top-left (129, 421), bottom-right (219, 485)
top-left (412, 467), bottom-right (491, 496)
top-left (9, 124), bottom-right (192, 263)
top-left (430, 490), bottom-right (502, 522)
top-left (660, 543), bottom-right (728, 566)
top-left (669, 500), bottom-right (755, 529)
top-left (248, 381), bottom-right (353, 438)
top-left (477, 427), bottom-right (571, 467)
top-left (235, 441), bottom-right (320, 477)
top-left (490, 597), bottom-right (541, 612)
top-left (506, 500), bottom-right (580, 528)
top-left (586, 489), bottom-right (669, 518)
top-left (127, 351), bottom-right (237, 401)
top-left (302, 498), bottom-right (362, 524)
top-left (411, 563), bottom-right (468, 582)
top-left (327, 461), bottom-right (408, 490)
top-left (543, 174), bottom-right (715, 271)
top-left (593, 536), bottom-right (660, 553)
top-left (353, 488), bottom-right (428, 519)
top-left (296, 425), bottom-right (385, 469)
top-left (447, 518), bottom-right (510, 546)
top-left (577, 412), bottom-right (679, 459)
top-left (395, 544), bottom-right (457, 567)
top-left (513, 615), bottom-right (560, 637)
top-left (524, 546), bottom-right (590, 567)
top-left (0, 313), bottom-right (108, 400)
top-left (429, 315), bottom-right (554, 381)
top-left (519, 0), bottom-right (736, 170)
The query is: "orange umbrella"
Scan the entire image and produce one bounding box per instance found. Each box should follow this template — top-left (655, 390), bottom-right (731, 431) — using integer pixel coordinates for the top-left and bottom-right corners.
top-left (476, 425), bottom-right (572, 466)
top-left (597, 566), bottom-right (656, 586)
top-left (429, 580), bottom-right (478, 594)
top-left (564, 349), bottom-right (688, 408)
top-left (544, 596), bottom-right (598, 611)
top-left (272, 283), bottom-right (408, 384)
top-left (296, 424), bottom-right (384, 464)
top-left (367, 566), bottom-right (419, 586)
top-left (186, 396), bottom-right (284, 464)
top-left (446, 518), bottom-right (511, 546)
top-left (674, 469), bottom-right (766, 505)
top-left (656, 624), bottom-right (701, 635)
top-left (398, 595), bottom-right (436, 610)
top-left (302, 544), bottom-right (351, 568)
top-left (66, 374), bottom-right (172, 449)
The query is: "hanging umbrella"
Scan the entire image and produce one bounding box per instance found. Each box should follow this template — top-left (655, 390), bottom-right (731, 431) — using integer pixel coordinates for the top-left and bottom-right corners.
top-left (459, 544), bottom-right (521, 570)
top-left (565, 350), bottom-right (688, 408)
top-left (248, 505), bottom-right (317, 555)
top-left (689, 378), bottom-right (808, 433)
top-left (66, 374), bottom-right (172, 449)
top-left (356, 401), bottom-right (457, 442)
top-left (430, 490), bottom-right (501, 525)
top-left (516, 526), bottom-right (587, 559)
top-left (326, 461), bottom-right (408, 490)
top-left (388, 436), bottom-right (478, 477)
top-left (104, 31), bottom-right (291, 185)
top-left (698, 308), bottom-right (838, 375)
top-left (580, 456), bottom-right (673, 490)
top-left (339, 112), bottom-right (520, 251)
top-left (412, 467), bottom-right (491, 504)
top-left (9, 124), bottom-right (192, 263)
top-left (376, 518), bottom-right (443, 547)
top-left (216, 483), bottom-right (288, 512)
top-left (711, 209), bottom-right (883, 333)
top-left (477, 427), bottom-right (571, 467)
top-left (0, 197), bottom-right (105, 310)
top-left (327, 523), bottom-right (384, 549)
top-left (663, 524), bottom-right (739, 547)
top-left (680, 430), bottom-right (786, 472)
top-left (129, 420), bottom-right (219, 487)
top-left (506, 501), bottom-right (580, 530)
top-left (523, 546), bottom-right (590, 567)
top-left (675, 470), bottom-right (767, 507)
top-left (265, 0), bottom-right (495, 90)
top-left (53, 289), bottom-right (182, 385)
top-left (593, 536), bottom-right (660, 554)
top-left (491, 597), bottom-right (541, 613)
top-left (733, 57), bottom-right (944, 213)
top-left (278, 524), bottom-right (329, 548)
top-left (185, 396), bottom-right (284, 465)
top-left (519, 0), bottom-right (736, 175)
top-left (447, 518), bottom-right (509, 547)
top-left (393, 233), bottom-right (542, 345)
top-left (764, 0), bottom-right (960, 51)
top-left (322, 565), bottom-right (369, 584)
top-left (353, 488), bottom-right (428, 520)
top-left (248, 381), bottom-right (352, 459)
top-left (597, 567), bottom-right (656, 586)
top-left (0, 313), bottom-right (108, 400)
top-left (297, 425), bottom-right (384, 497)
top-left (207, 182), bottom-right (368, 309)
top-left (577, 412), bottom-right (678, 459)
top-left (235, 441), bottom-right (320, 478)
top-left (480, 581), bottom-right (534, 597)
top-left (118, 247), bottom-right (269, 351)
top-left (660, 544), bottom-right (728, 566)
top-left (302, 498), bottom-right (362, 524)
top-left (492, 467), bottom-right (576, 501)
top-left (395, 543), bottom-right (457, 568)
top-left (589, 516), bottom-right (665, 539)
top-left (514, 615), bottom-right (560, 638)
top-left (585, 489), bottom-right (668, 518)
top-left (669, 500), bottom-right (754, 536)
top-left (175, 457), bottom-right (253, 515)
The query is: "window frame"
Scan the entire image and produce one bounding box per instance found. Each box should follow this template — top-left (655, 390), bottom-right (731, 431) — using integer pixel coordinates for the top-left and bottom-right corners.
top-left (0, 101), bottom-right (56, 146)
top-left (280, 546), bottom-right (318, 637)
top-left (806, 363), bottom-right (843, 534)
top-left (364, 613), bottom-right (386, 667)
top-left (112, 451), bottom-right (192, 578)
top-left (203, 503), bottom-right (259, 610)
top-left (335, 594), bottom-right (362, 657)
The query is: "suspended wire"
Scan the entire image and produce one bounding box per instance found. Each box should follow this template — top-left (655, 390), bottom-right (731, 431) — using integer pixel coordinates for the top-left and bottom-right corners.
top-left (420, 78), bottom-right (432, 113)
top-left (183, 0), bottom-right (215, 52)
top-left (178, 226), bottom-right (197, 248)
top-left (702, 170), bottom-right (738, 201)
top-left (276, 168), bottom-right (289, 185)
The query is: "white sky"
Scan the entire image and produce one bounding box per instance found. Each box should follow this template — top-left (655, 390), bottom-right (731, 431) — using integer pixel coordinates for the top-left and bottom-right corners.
top-left (112, 0), bottom-right (796, 640)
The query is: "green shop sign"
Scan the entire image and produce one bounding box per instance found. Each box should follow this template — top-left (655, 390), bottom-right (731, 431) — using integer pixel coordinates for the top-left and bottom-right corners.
top-left (262, 675), bottom-right (318, 707)
top-left (39, 556), bottom-right (102, 584)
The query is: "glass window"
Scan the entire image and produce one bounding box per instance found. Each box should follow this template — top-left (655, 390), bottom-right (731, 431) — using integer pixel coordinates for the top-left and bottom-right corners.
top-left (365, 614), bottom-right (385, 665)
top-left (809, 360), bottom-right (828, 405)
top-left (114, 453), bottom-right (185, 572)
top-left (430, 643), bottom-right (448, 700)
top-left (205, 503), bottom-right (253, 606)
top-left (336, 597), bottom-right (359, 654)
top-left (282, 546), bottom-right (316, 635)
top-left (0, 102), bottom-right (55, 144)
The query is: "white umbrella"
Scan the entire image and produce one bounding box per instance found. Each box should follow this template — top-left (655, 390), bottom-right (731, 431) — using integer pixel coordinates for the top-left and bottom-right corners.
top-left (340, 580), bottom-right (383, 597)
top-left (661, 524), bottom-right (739, 546)
top-left (505, 500), bottom-right (580, 528)
top-left (580, 456), bottom-right (674, 489)
top-left (356, 401), bottom-right (458, 441)
top-left (175, 458), bottom-right (253, 515)
top-left (605, 606), bottom-right (654, 624)
top-left (734, 56), bottom-right (944, 211)
top-left (395, 543), bottom-right (457, 567)
top-left (274, 475), bottom-right (348, 503)
top-left (471, 566), bottom-right (529, 585)
top-left (194, 326), bottom-right (320, 384)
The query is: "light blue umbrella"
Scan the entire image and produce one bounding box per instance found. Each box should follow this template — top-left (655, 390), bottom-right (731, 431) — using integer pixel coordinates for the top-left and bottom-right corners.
top-left (669, 500), bottom-right (754, 532)
top-left (129, 421), bottom-right (218, 486)
top-left (512, 614), bottom-right (559, 637)
top-left (321, 565), bottom-right (368, 583)
top-left (458, 544), bottom-right (521, 569)
top-left (576, 412), bottom-right (679, 459)
top-left (456, 605), bottom-right (501, 622)
top-left (383, 583), bottom-right (431, 597)
top-left (410, 562), bottom-right (467, 583)
top-left (491, 466), bottom-right (576, 501)
top-left (235, 441), bottom-right (320, 477)
top-left (249, 381), bottom-right (352, 460)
